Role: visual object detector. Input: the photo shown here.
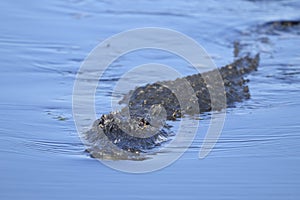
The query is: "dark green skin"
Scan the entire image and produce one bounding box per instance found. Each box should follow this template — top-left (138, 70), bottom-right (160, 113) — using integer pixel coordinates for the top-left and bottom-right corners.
top-left (84, 54), bottom-right (260, 158)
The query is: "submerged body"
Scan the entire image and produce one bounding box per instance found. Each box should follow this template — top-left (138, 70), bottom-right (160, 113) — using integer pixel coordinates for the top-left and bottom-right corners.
top-left (85, 54), bottom-right (259, 159)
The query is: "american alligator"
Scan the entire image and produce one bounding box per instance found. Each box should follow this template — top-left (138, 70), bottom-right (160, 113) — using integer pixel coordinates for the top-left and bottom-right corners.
top-left (84, 54), bottom-right (259, 159)
top-left (82, 19), bottom-right (300, 160)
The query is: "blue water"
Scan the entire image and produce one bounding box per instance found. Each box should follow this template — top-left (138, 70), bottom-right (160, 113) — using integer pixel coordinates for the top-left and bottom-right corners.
top-left (1, 0), bottom-right (300, 199)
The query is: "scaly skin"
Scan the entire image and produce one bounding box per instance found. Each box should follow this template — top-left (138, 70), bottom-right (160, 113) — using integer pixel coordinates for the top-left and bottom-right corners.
top-left (85, 54), bottom-right (259, 159)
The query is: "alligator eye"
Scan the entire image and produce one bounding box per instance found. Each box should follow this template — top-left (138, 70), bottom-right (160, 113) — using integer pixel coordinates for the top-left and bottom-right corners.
top-left (138, 118), bottom-right (150, 127)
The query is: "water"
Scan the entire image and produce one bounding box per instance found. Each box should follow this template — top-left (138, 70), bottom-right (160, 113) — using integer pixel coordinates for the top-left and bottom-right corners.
top-left (1, 0), bottom-right (300, 199)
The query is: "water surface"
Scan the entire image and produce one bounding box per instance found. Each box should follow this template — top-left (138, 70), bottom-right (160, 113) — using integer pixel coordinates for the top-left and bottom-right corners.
top-left (1, 0), bottom-right (300, 199)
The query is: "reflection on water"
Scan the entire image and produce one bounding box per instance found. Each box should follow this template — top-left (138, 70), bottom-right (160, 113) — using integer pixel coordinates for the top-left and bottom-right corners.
top-left (0, 0), bottom-right (300, 199)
